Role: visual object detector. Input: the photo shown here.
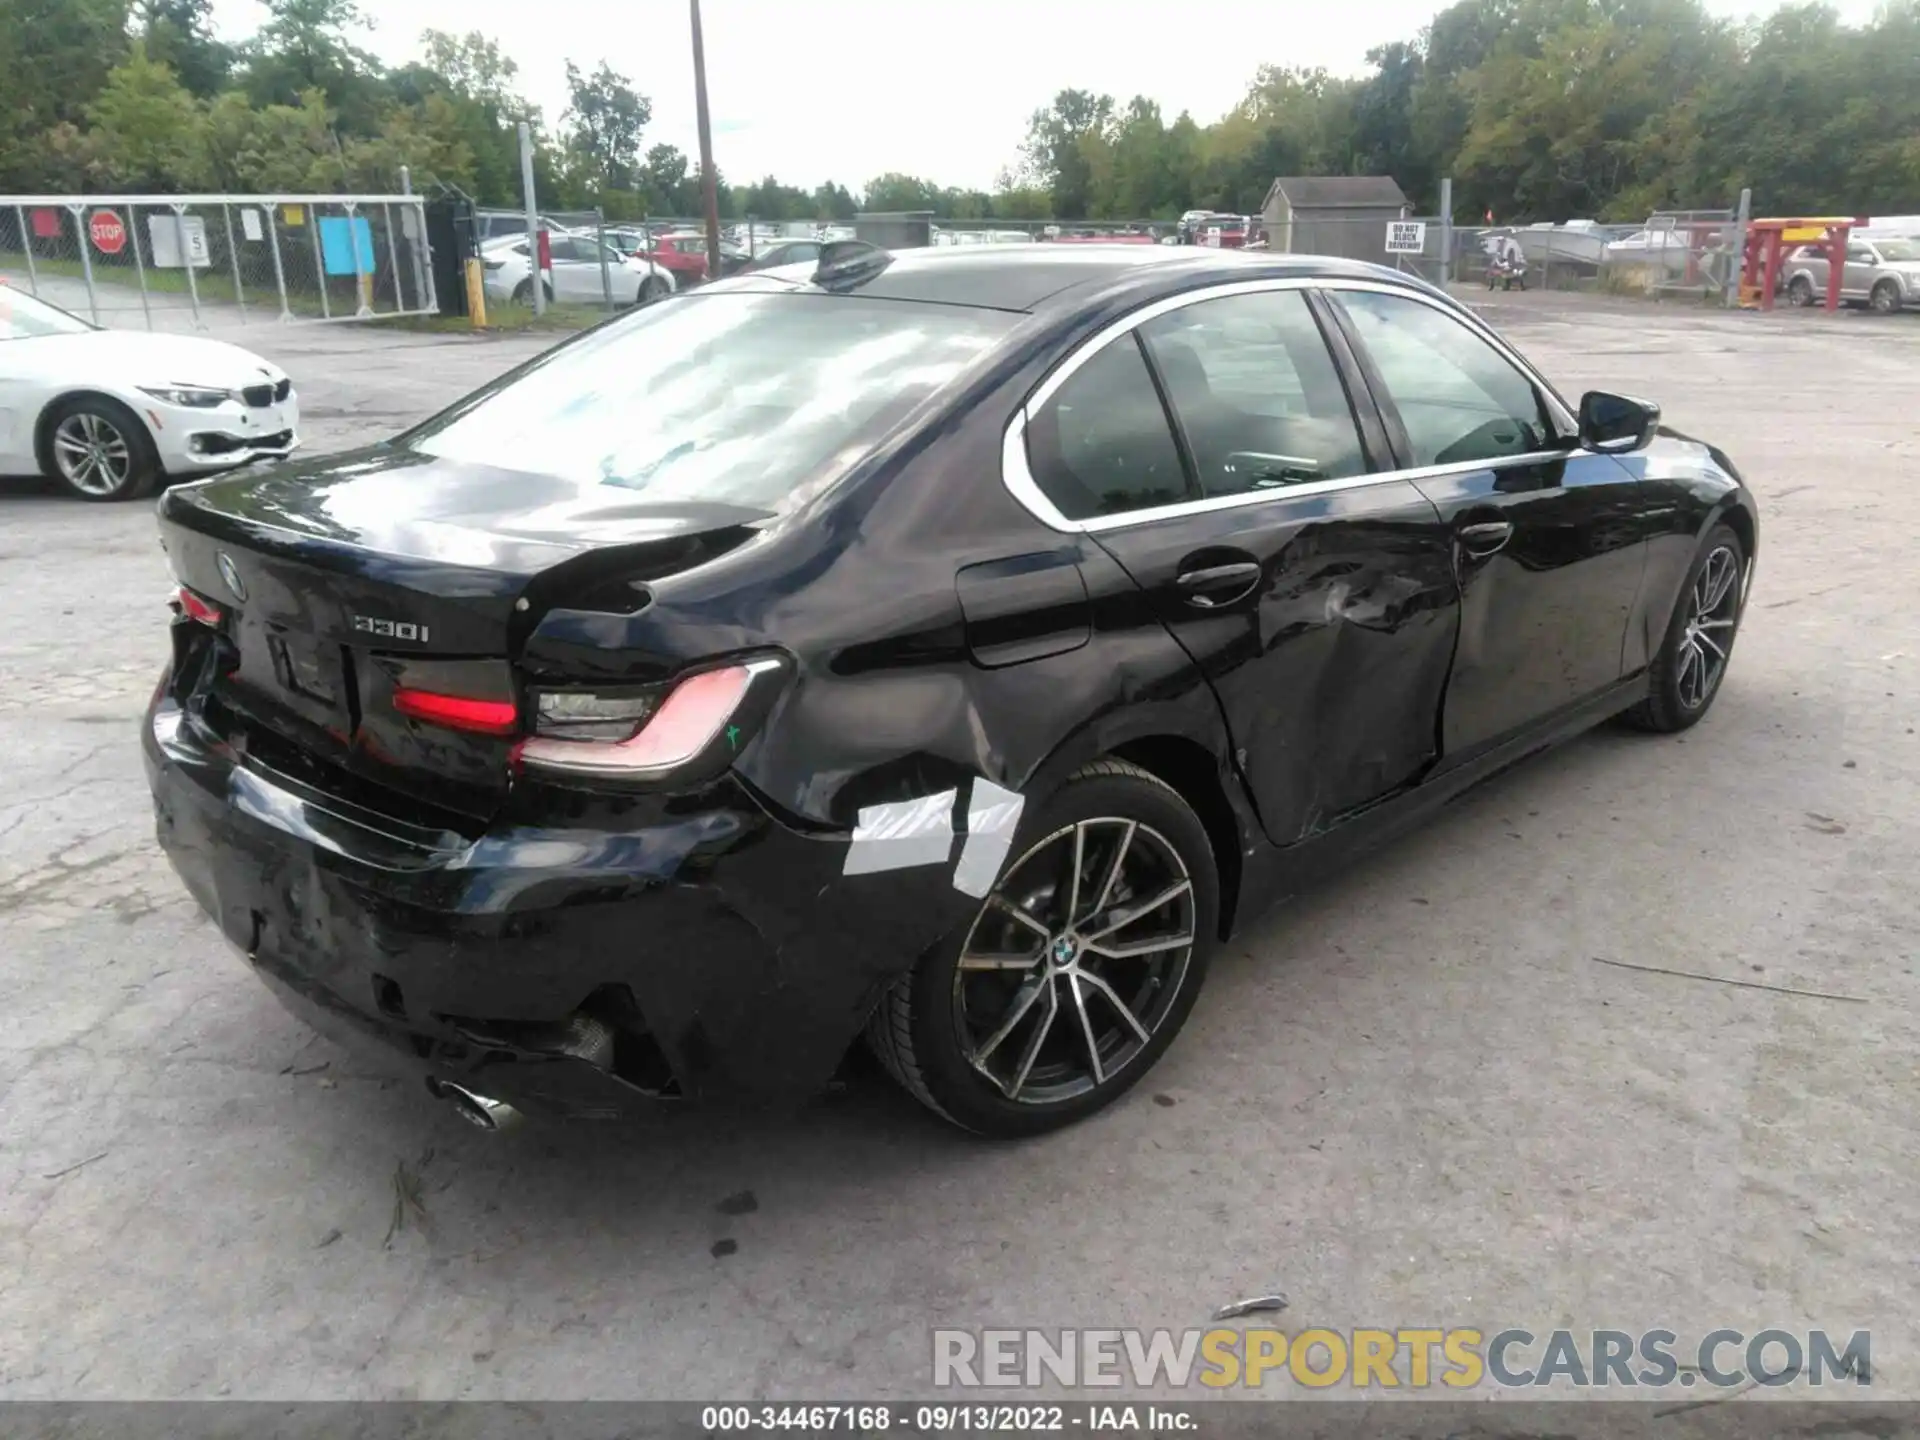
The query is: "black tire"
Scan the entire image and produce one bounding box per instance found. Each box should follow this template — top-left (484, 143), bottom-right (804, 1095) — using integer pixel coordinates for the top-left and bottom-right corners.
top-left (1620, 523), bottom-right (1746, 733)
top-left (510, 278), bottom-right (553, 306)
top-left (1869, 280), bottom-right (1901, 315)
top-left (38, 394), bottom-right (161, 502)
top-left (636, 275), bottom-right (666, 305)
top-left (867, 759), bottom-right (1218, 1137)
top-left (1787, 275), bottom-right (1815, 307)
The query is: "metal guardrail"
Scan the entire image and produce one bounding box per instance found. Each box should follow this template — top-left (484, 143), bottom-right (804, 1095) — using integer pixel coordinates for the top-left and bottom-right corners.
top-left (0, 193), bottom-right (436, 331)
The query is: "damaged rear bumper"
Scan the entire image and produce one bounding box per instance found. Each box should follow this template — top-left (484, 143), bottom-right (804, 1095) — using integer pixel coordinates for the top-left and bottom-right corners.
top-left (142, 695), bottom-right (975, 1119)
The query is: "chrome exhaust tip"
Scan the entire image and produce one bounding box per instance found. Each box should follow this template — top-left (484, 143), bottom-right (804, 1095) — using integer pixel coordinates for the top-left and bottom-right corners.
top-left (429, 1079), bottom-right (523, 1133)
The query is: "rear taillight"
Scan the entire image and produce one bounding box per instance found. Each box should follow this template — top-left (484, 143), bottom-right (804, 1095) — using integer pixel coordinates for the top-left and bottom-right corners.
top-left (532, 689), bottom-right (659, 742)
top-left (391, 687), bottom-right (519, 736)
top-left (518, 657), bottom-right (782, 780)
top-left (176, 586), bottom-right (222, 626)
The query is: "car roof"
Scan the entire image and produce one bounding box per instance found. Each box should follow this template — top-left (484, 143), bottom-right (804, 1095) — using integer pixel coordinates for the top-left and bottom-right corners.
top-left (699, 244), bottom-right (1439, 315)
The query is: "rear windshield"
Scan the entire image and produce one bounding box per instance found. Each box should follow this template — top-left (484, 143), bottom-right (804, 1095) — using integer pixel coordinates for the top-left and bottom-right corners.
top-left (405, 293), bottom-right (1012, 511)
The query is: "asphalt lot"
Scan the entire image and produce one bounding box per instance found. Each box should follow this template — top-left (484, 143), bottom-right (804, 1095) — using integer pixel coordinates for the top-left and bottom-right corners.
top-left (2, 291), bottom-right (1917, 1402)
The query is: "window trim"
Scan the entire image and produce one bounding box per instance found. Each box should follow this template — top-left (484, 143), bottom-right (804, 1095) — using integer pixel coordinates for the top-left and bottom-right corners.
top-left (1001, 276), bottom-right (1580, 535)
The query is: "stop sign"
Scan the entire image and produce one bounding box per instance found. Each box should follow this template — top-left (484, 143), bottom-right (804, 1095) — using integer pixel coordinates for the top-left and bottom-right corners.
top-left (89, 210), bottom-right (127, 255)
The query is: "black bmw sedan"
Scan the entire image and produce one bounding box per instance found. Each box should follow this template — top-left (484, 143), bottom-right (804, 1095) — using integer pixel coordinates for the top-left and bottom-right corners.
top-left (144, 243), bottom-right (1757, 1138)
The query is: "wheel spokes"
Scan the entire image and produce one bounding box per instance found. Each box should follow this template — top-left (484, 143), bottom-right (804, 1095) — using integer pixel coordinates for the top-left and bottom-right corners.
top-left (958, 949), bottom-right (1043, 972)
top-left (987, 893), bottom-right (1051, 941)
top-left (1005, 982), bottom-right (1059, 1100)
top-left (1698, 551), bottom-right (1737, 616)
top-left (53, 415), bottom-right (129, 492)
top-left (1078, 969), bottom-right (1152, 1045)
top-left (974, 973), bottom-right (1049, 1066)
top-left (1068, 974), bottom-right (1105, 1085)
top-left (1677, 640), bottom-right (1705, 707)
top-left (1086, 820), bottom-right (1136, 921)
top-left (1081, 879), bottom-right (1193, 940)
top-left (1085, 929), bottom-right (1195, 961)
top-left (956, 816), bottom-right (1198, 1105)
top-left (1063, 822), bottom-right (1086, 928)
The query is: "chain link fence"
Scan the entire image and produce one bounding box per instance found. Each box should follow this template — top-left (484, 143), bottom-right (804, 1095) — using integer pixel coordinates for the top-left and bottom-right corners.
top-left (1231, 210), bottom-right (1742, 301)
top-left (0, 194), bottom-right (435, 332)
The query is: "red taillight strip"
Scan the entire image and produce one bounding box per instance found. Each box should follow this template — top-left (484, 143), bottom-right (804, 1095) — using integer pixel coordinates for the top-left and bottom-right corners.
top-left (392, 687), bottom-right (519, 736)
top-left (177, 586), bottom-right (222, 626)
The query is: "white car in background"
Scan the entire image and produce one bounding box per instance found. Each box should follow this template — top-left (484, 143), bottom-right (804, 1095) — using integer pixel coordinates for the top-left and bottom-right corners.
top-left (481, 232), bottom-right (674, 307)
top-left (0, 283), bottom-right (297, 501)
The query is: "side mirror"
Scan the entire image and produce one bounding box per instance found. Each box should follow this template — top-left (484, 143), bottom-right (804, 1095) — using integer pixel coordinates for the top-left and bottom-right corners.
top-left (1578, 391), bottom-right (1661, 454)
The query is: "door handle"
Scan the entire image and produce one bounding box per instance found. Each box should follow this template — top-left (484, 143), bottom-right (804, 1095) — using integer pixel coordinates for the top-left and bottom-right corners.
top-left (1457, 519), bottom-right (1513, 556)
top-left (1176, 561), bottom-right (1262, 608)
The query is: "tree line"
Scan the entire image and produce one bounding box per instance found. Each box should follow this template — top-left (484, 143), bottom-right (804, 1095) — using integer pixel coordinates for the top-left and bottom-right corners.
top-left (1, 0), bottom-right (1915, 225)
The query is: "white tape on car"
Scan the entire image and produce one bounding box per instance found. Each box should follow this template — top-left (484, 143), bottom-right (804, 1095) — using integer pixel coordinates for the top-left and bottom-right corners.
top-left (952, 778), bottom-right (1026, 897)
top-left (842, 789), bottom-right (958, 876)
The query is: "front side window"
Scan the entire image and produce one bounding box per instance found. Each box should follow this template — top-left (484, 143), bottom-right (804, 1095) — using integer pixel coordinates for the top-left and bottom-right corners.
top-left (405, 294), bottom-right (1013, 514)
top-left (1138, 289), bottom-right (1368, 493)
top-left (1334, 290), bottom-right (1556, 467)
top-left (0, 286), bottom-right (94, 340)
top-left (1026, 336), bottom-right (1191, 522)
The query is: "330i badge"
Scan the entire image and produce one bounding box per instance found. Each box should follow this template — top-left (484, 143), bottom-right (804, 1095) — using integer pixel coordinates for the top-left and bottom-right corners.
top-left (144, 243), bottom-right (1757, 1137)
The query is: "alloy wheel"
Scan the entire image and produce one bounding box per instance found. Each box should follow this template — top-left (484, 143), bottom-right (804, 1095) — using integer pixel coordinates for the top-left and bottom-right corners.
top-left (1676, 544), bottom-right (1740, 711)
top-left (52, 412), bottom-right (132, 497)
top-left (952, 817), bottom-right (1196, 1106)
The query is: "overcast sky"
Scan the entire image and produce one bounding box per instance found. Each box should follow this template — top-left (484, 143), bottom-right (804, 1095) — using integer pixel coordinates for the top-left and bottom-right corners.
top-left (207, 0), bottom-right (1886, 192)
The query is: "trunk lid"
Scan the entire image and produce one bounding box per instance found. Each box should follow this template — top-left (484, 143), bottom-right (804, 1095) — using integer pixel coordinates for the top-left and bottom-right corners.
top-left (159, 445), bottom-right (769, 824)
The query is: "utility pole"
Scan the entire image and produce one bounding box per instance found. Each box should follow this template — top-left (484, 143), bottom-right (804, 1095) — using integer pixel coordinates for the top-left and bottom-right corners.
top-left (518, 120), bottom-right (544, 316)
top-left (690, 0), bottom-right (723, 284)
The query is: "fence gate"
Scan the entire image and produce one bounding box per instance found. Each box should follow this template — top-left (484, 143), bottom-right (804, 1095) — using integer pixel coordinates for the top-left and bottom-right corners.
top-left (0, 193), bottom-right (437, 331)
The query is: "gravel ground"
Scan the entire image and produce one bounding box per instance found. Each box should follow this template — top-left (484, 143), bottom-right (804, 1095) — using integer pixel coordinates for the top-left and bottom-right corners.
top-left (1, 291), bottom-right (1916, 1403)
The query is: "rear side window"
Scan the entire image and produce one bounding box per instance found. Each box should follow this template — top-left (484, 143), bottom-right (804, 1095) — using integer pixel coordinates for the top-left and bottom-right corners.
top-left (405, 294), bottom-right (1013, 513)
top-left (1334, 290), bottom-right (1555, 467)
top-left (1138, 290), bottom-right (1368, 493)
top-left (1025, 336), bottom-right (1192, 521)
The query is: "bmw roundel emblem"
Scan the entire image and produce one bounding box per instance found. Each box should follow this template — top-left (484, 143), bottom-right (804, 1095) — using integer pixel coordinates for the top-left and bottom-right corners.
top-left (216, 552), bottom-right (247, 602)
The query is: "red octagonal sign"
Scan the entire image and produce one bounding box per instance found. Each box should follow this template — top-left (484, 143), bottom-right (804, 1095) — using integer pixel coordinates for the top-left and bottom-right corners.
top-left (89, 210), bottom-right (127, 255)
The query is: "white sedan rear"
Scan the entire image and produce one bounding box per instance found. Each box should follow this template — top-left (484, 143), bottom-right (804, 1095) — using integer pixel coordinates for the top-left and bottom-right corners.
top-left (0, 284), bottom-right (298, 501)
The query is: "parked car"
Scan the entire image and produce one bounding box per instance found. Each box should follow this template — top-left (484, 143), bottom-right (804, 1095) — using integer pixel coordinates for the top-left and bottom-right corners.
top-left (1050, 231), bottom-right (1159, 245)
top-left (1781, 235), bottom-right (1920, 313)
top-left (472, 211), bottom-right (576, 246)
top-left (144, 246), bottom-right (1757, 1138)
top-left (482, 233), bottom-right (673, 306)
top-left (599, 226), bottom-right (653, 256)
top-left (0, 282), bottom-right (297, 501)
top-left (640, 231), bottom-right (752, 285)
top-left (736, 237), bottom-right (882, 272)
